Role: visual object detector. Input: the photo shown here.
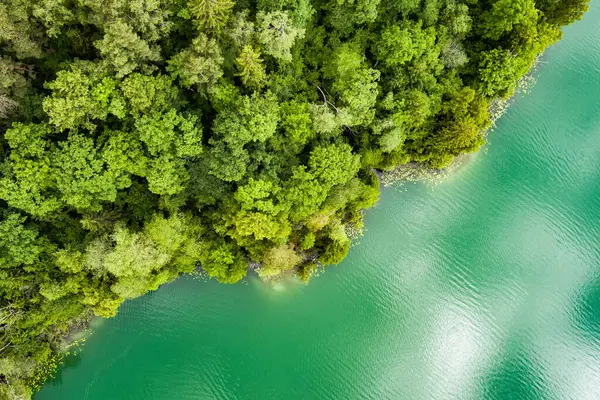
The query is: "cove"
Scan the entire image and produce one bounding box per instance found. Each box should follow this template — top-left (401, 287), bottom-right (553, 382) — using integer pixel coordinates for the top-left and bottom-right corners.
top-left (36, 3), bottom-right (600, 399)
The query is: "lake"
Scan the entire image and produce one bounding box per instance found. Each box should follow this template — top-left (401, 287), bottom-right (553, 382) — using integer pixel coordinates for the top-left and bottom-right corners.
top-left (36, 3), bottom-right (600, 399)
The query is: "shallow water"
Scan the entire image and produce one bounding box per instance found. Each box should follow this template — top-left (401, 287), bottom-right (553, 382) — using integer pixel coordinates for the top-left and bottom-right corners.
top-left (36, 4), bottom-right (600, 400)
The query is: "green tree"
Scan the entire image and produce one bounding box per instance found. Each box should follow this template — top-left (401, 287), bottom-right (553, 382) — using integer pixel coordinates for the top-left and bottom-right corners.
top-left (102, 226), bottom-right (171, 298)
top-left (211, 91), bottom-right (280, 145)
top-left (477, 48), bottom-right (519, 98)
top-left (188, 0), bottom-right (234, 33)
top-left (167, 33), bottom-right (224, 90)
top-left (42, 62), bottom-right (126, 131)
top-left (326, 0), bottom-right (381, 32)
top-left (235, 45), bottom-right (267, 91)
top-left (258, 244), bottom-right (301, 278)
top-left (441, 40), bottom-right (469, 68)
top-left (278, 100), bottom-right (314, 151)
top-left (0, 212), bottom-right (43, 268)
top-left (326, 44), bottom-right (380, 126)
top-left (94, 21), bottom-right (159, 78)
top-left (440, 0), bottom-right (472, 38)
top-left (282, 166), bottom-right (328, 222)
top-left (0, 57), bottom-right (31, 118)
top-left (144, 213), bottom-right (204, 272)
top-left (73, 0), bottom-right (173, 41)
top-left (227, 11), bottom-right (255, 49)
top-left (308, 144), bottom-right (361, 188)
top-left (0, 3), bottom-right (43, 59)
top-left (133, 110), bottom-right (203, 194)
top-left (207, 141), bottom-right (250, 182)
top-left (101, 129), bottom-right (148, 188)
top-left (52, 134), bottom-right (119, 211)
top-left (0, 123), bottom-right (62, 216)
top-left (538, 0), bottom-right (590, 26)
top-left (200, 240), bottom-right (247, 283)
top-left (376, 21), bottom-right (437, 68)
top-left (256, 11), bottom-right (305, 62)
top-left (120, 73), bottom-right (178, 116)
top-left (479, 0), bottom-right (538, 41)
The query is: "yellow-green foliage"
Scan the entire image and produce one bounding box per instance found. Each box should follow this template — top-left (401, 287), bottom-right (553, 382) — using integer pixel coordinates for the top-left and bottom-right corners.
top-left (258, 244), bottom-right (302, 279)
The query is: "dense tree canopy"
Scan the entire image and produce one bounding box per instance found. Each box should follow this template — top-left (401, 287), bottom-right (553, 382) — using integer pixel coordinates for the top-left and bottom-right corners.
top-left (0, 0), bottom-right (589, 397)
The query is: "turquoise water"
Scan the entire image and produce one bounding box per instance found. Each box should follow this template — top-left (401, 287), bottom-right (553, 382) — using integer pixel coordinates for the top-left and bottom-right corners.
top-left (36, 4), bottom-right (600, 399)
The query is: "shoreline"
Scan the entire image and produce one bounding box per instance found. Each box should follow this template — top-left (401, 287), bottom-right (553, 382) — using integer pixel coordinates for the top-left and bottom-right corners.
top-left (379, 55), bottom-right (542, 188)
top-left (34, 50), bottom-right (546, 400)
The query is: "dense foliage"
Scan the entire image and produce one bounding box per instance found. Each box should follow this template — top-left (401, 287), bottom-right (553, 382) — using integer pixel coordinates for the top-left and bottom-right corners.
top-left (0, 0), bottom-right (589, 397)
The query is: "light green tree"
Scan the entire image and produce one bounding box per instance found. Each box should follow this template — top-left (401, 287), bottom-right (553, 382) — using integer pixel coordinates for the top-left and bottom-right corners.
top-left (0, 123), bottom-right (62, 216)
top-left (258, 244), bottom-right (301, 278)
top-left (235, 45), bottom-right (267, 91)
top-left (479, 0), bottom-right (538, 41)
top-left (256, 11), bottom-right (305, 62)
top-left (326, 44), bottom-right (380, 126)
top-left (42, 62), bottom-right (126, 131)
top-left (188, 0), bottom-right (234, 33)
top-left (52, 134), bottom-right (119, 211)
top-left (308, 144), bottom-right (361, 188)
top-left (94, 21), bottom-right (159, 78)
top-left (167, 33), bottom-right (224, 90)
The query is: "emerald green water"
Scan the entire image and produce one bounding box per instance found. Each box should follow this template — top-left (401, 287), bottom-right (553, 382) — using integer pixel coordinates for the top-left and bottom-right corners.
top-left (36, 5), bottom-right (600, 400)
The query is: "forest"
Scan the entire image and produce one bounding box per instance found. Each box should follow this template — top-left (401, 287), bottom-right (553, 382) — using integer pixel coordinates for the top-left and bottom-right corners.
top-left (0, 0), bottom-right (589, 397)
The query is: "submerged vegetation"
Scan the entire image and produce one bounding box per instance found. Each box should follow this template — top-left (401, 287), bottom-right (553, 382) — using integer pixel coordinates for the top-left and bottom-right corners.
top-left (0, 0), bottom-right (589, 397)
